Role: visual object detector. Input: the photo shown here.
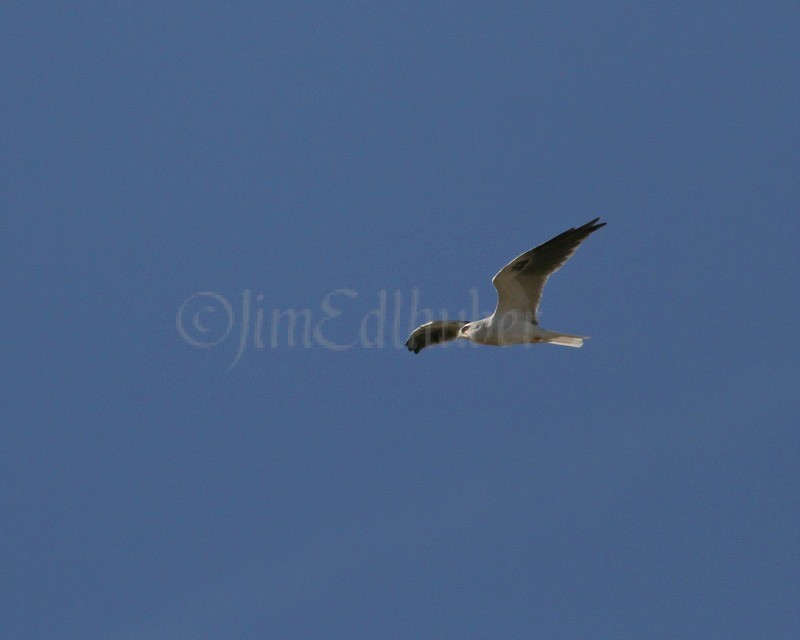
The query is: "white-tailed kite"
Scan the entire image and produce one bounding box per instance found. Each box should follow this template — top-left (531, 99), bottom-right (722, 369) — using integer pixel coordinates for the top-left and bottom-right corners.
top-left (405, 218), bottom-right (605, 354)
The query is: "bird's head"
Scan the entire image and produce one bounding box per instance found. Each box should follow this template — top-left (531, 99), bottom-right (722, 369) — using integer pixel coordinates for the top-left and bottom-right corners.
top-left (458, 322), bottom-right (474, 340)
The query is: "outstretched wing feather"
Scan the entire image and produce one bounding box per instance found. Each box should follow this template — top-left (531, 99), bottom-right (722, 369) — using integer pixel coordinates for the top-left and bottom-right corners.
top-left (405, 320), bottom-right (468, 354)
top-left (491, 218), bottom-right (605, 319)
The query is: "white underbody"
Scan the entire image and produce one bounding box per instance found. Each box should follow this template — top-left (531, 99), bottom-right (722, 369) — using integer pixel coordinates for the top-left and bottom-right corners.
top-left (462, 311), bottom-right (586, 348)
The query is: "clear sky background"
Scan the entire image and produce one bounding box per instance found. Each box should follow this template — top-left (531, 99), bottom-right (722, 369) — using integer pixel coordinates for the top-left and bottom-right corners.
top-left (3, 3), bottom-right (798, 639)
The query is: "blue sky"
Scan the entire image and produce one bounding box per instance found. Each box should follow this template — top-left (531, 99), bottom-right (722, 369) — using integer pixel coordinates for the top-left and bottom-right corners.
top-left (3, 3), bottom-right (798, 639)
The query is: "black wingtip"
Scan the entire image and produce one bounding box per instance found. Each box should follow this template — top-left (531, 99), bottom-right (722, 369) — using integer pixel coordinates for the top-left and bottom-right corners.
top-left (405, 341), bottom-right (421, 354)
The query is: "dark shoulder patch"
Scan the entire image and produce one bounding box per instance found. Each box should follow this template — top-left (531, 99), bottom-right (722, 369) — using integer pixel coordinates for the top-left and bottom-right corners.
top-left (512, 259), bottom-right (529, 272)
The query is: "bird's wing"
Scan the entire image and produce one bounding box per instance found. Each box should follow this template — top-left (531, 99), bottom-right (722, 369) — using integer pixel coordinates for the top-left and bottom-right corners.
top-left (405, 320), bottom-right (468, 354)
top-left (491, 218), bottom-right (605, 321)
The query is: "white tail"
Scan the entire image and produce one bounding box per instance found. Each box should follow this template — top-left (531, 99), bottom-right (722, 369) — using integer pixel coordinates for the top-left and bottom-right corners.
top-left (537, 329), bottom-right (588, 348)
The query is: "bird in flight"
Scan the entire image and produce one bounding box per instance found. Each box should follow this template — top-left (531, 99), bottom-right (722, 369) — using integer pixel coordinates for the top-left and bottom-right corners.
top-left (405, 218), bottom-right (606, 354)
